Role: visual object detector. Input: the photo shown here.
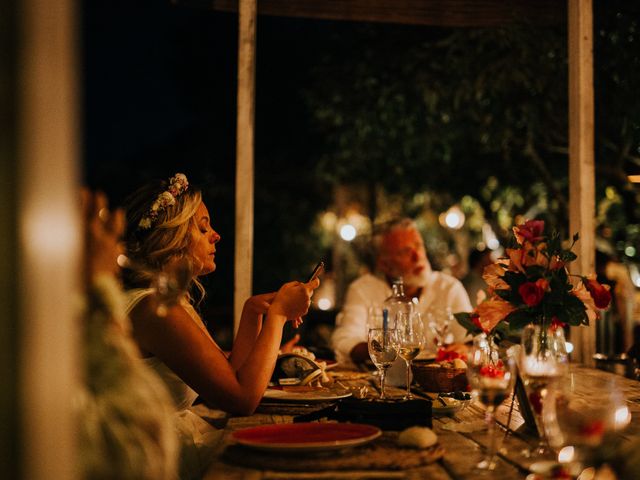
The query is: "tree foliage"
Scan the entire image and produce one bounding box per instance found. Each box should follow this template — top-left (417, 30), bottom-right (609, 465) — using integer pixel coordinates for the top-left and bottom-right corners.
top-left (302, 4), bottom-right (640, 257)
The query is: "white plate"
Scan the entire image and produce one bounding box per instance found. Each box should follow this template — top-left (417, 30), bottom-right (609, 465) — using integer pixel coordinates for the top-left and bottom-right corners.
top-left (262, 388), bottom-right (352, 403)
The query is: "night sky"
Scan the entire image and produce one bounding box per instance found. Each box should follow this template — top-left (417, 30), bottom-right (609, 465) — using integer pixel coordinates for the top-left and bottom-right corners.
top-left (81, 1), bottom-right (350, 342)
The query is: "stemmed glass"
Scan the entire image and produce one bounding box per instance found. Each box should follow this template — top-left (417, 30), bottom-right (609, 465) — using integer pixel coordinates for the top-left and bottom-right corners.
top-left (152, 257), bottom-right (193, 316)
top-left (467, 333), bottom-right (516, 472)
top-left (427, 307), bottom-right (452, 348)
top-left (119, 254), bottom-right (193, 316)
top-left (519, 324), bottom-right (568, 458)
top-left (542, 373), bottom-right (631, 476)
top-left (396, 311), bottom-right (425, 400)
top-left (368, 327), bottom-right (399, 400)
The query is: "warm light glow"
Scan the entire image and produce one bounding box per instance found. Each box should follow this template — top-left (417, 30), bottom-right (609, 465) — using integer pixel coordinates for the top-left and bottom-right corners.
top-left (565, 342), bottom-right (574, 354)
top-left (487, 238), bottom-right (500, 250)
top-left (339, 224), bottom-right (357, 241)
top-left (558, 446), bottom-right (575, 463)
top-left (117, 254), bottom-right (130, 268)
top-left (440, 206), bottom-right (465, 230)
top-left (482, 222), bottom-right (500, 250)
top-left (628, 175), bottom-right (640, 183)
top-left (577, 467), bottom-right (596, 480)
top-left (317, 298), bottom-right (332, 311)
top-left (614, 405), bottom-right (631, 429)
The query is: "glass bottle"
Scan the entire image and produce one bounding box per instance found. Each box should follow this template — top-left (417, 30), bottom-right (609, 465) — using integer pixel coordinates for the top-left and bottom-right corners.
top-left (382, 278), bottom-right (414, 329)
top-left (382, 278), bottom-right (415, 388)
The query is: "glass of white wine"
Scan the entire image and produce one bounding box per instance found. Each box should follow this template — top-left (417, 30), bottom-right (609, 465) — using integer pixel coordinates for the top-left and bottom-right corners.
top-left (367, 327), bottom-right (399, 400)
top-left (396, 311), bottom-right (425, 400)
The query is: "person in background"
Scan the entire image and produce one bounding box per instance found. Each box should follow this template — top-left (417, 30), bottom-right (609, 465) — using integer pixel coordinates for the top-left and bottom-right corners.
top-left (462, 248), bottom-right (494, 308)
top-left (331, 218), bottom-right (472, 367)
top-left (122, 173), bottom-right (318, 478)
top-left (79, 190), bottom-right (179, 480)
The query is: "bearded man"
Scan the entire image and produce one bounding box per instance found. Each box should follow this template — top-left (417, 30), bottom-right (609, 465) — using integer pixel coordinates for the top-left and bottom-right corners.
top-left (331, 218), bottom-right (472, 366)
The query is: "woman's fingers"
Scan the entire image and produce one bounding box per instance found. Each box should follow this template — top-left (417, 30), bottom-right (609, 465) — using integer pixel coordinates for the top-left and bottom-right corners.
top-left (280, 333), bottom-right (300, 353)
top-left (304, 277), bottom-right (320, 292)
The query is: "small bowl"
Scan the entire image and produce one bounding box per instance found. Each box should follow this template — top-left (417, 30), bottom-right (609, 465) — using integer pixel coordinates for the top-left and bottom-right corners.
top-left (411, 360), bottom-right (468, 392)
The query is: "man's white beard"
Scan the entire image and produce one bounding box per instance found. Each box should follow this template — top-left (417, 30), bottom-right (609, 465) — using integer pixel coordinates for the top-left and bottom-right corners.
top-left (401, 265), bottom-right (431, 290)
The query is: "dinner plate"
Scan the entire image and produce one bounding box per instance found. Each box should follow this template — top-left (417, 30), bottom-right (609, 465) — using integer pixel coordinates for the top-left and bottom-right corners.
top-left (232, 422), bottom-right (381, 452)
top-left (263, 388), bottom-right (352, 403)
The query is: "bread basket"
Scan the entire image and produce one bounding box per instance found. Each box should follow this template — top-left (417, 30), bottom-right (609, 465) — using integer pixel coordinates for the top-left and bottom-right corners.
top-left (411, 360), bottom-right (468, 392)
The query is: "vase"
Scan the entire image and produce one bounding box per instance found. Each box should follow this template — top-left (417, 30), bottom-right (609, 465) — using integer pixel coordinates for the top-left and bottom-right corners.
top-left (519, 323), bottom-right (568, 457)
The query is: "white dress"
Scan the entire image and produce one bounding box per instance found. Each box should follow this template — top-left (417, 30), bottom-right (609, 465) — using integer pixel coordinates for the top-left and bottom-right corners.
top-left (126, 289), bottom-right (225, 480)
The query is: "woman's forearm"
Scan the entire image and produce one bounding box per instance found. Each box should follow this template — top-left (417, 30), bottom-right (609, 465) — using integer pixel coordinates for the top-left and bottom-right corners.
top-left (228, 306), bottom-right (263, 370)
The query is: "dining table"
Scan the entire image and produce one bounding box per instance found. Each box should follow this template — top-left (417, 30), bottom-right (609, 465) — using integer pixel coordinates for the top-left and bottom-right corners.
top-left (202, 364), bottom-right (640, 480)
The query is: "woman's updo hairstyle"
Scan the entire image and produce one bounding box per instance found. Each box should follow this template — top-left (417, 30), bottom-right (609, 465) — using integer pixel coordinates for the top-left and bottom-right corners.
top-left (122, 173), bottom-right (202, 290)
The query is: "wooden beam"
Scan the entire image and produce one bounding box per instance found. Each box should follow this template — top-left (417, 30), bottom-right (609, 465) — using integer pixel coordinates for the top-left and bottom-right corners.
top-left (19, 0), bottom-right (81, 477)
top-left (176, 0), bottom-right (564, 27)
top-left (568, 0), bottom-right (595, 366)
top-left (233, 0), bottom-right (257, 336)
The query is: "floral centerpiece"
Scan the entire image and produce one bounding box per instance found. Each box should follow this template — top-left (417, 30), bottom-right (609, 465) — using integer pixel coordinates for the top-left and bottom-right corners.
top-left (455, 219), bottom-right (612, 339)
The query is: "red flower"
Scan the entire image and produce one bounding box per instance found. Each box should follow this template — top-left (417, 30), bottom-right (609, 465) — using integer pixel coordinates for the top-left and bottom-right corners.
top-left (550, 317), bottom-right (567, 332)
top-left (583, 278), bottom-right (612, 309)
top-left (518, 278), bottom-right (548, 307)
top-left (513, 219), bottom-right (545, 245)
top-left (471, 314), bottom-right (485, 333)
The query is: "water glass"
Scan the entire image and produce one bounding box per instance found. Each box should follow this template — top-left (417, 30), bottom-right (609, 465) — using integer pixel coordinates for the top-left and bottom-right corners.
top-left (427, 307), bottom-right (453, 347)
top-left (367, 327), bottom-right (399, 400)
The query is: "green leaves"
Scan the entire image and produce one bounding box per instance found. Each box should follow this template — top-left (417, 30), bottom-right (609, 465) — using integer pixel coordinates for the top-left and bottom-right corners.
top-left (454, 312), bottom-right (483, 336)
top-left (506, 309), bottom-right (537, 331)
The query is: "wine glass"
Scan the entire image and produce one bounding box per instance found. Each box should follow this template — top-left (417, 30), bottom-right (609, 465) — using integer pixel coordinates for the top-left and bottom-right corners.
top-left (151, 257), bottom-right (193, 316)
top-left (542, 373), bottom-right (631, 475)
top-left (467, 333), bottom-right (516, 472)
top-left (396, 311), bottom-right (425, 400)
top-left (519, 324), bottom-right (568, 458)
top-left (427, 307), bottom-right (452, 348)
top-left (367, 327), bottom-right (399, 400)
top-left (366, 305), bottom-right (385, 333)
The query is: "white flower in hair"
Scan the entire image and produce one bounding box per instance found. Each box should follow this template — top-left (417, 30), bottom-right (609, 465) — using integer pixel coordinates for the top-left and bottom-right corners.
top-left (158, 191), bottom-right (176, 206)
top-left (138, 173), bottom-right (190, 230)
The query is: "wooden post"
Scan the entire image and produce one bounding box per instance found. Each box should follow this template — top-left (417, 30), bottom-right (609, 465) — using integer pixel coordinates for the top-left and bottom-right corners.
top-left (568, 0), bottom-right (595, 366)
top-left (18, 0), bottom-right (81, 477)
top-left (234, 0), bottom-right (257, 336)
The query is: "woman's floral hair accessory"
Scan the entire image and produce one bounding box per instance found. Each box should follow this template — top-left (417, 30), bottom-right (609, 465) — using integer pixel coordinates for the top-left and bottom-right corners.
top-left (138, 173), bottom-right (189, 230)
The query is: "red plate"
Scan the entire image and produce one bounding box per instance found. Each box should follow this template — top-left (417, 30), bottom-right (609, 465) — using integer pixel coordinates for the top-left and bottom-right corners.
top-left (232, 422), bottom-right (381, 452)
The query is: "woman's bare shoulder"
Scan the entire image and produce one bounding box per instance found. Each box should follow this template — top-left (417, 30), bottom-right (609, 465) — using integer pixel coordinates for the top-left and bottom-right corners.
top-left (128, 297), bottom-right (202, 354)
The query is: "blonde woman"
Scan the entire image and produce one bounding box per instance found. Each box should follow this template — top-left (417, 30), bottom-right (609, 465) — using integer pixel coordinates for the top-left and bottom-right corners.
top-left (122, 173), bottom-right (317, 413)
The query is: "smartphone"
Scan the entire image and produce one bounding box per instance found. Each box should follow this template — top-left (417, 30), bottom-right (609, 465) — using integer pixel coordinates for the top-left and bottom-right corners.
top-left (306, 261), bottom-right (325, 282)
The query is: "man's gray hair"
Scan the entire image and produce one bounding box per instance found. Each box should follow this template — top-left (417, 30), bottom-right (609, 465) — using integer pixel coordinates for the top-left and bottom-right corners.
top-left (371, 217), bottom-right (419, 258)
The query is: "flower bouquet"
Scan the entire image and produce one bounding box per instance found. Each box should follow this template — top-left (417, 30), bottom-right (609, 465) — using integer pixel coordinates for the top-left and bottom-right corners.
top-left (455, 219), bottom-right (613, 446)
top-left (455, 219), bottom-right (612, 338)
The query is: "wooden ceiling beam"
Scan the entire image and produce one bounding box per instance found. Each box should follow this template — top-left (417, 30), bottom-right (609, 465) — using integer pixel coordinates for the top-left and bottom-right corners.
top-left (175, 0), bottom-right (565, 27)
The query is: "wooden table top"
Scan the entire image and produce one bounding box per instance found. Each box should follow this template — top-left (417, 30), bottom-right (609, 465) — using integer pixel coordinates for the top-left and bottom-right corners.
top-left (203, 365), bottom-right (640, 479)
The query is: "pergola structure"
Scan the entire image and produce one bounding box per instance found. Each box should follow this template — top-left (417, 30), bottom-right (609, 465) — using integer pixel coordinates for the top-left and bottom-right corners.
top-left (205, 0), bottom-right (596, 363)
top-left (6, 1), bottom-right (594, 477)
